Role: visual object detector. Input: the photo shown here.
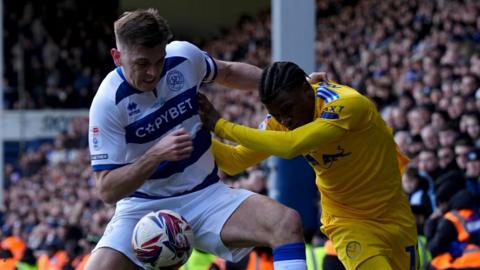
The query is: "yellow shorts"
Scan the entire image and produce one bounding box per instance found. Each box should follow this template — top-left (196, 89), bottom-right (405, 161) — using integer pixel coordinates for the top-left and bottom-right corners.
top-left (322, 207), bottom-right (418, 270)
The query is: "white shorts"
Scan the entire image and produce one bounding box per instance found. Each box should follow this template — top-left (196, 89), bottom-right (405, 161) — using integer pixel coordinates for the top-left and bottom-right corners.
top-left (93, 182), bottom-right (254, 268)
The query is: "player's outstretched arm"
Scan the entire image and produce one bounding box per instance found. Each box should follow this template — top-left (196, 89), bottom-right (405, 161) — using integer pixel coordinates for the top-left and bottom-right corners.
top-left (214, 59), bottom-right (262, 91)
top-left (198, 93), bottom-right (346, 158)
top-left (94, 129), bottom-right (193, 204)
top-left (212, 139), bottom-right (269, 175)
top-left (213, 59), bottom-right (329, 92)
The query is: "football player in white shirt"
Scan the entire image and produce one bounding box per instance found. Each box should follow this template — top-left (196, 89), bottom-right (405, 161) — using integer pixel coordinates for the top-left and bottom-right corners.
top-left (86, 8), bottom-right (309, 270)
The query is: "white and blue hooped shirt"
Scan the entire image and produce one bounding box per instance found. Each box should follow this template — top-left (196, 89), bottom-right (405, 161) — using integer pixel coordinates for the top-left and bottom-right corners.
top-left (88, 41), bottom-right (218, 199)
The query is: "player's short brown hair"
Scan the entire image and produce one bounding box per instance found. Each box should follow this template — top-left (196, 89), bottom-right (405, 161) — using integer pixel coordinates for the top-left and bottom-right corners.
top-left (114, 8), bottom-right (172, 50)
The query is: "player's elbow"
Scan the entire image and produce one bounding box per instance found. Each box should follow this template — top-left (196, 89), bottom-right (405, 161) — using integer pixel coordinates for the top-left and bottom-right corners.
top-left (98, 188), bottom-right (119, 205)
top-left (276, 145), bottom-right (303, 159)
top-left (95, 172), bottom-right (120, 204)
top-left (278, 151), bottom-right (298, 159)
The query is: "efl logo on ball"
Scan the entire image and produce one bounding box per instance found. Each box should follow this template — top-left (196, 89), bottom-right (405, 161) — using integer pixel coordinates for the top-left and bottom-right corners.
top-left (132, 210), bottom-right (194, 269)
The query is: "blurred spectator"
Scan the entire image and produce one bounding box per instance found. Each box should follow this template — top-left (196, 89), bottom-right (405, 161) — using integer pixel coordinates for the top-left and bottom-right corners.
top-left (463, 112), bottom-right (480, 147)
top-left (418, 150), bottom-right (441, 190)
top-left (454, 140), bottom-right (473, 171)
top-left (429, 190), bottom-right (480, 269)
top-left (4, 0), bottom-right (117, 109)
top-left (438, 124), bottom-right (458, 148)
top-left (16, 248), bottom-right (37, 269)
top-left (394, 130), bottom-right (412, 155)
top-left (402, 167), bottom-right (434, 219)
top-left (465, 148), bottom-right (480, 195)
top-left (437, 147), bottom-right (459, 174)
top-left (420, 125), bottom-right (439, 150)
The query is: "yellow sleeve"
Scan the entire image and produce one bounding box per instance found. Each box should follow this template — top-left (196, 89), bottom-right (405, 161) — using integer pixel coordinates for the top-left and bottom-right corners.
top-left (211, 139), bottom-right (269, 175)
top-left (214, 118), bottom-right (346, 159)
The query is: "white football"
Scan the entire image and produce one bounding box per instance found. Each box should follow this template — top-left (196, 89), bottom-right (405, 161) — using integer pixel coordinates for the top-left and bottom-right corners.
top-left (132, 210), bottom-right (194, 269)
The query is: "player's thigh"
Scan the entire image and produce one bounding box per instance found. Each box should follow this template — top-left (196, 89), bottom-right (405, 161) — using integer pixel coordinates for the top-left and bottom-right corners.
top-left (357, 255), bottom-right (393, 270)
top-left (220, 193), bottom-right (302, 247)
top-left (85, 247), bottom-right (142, 270)
top-left (325, 222), bottom-right (390, 270)
top-left (325, 219), bottom-right (417, 270)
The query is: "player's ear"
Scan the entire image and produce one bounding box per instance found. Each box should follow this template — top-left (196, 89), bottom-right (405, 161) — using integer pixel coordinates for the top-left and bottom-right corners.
top-left (111, 48), bottom-right (122, 66)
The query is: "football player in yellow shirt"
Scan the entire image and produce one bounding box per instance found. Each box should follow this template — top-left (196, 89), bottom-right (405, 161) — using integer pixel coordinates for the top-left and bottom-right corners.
top-left (199, 61), bottom-right (418, 270)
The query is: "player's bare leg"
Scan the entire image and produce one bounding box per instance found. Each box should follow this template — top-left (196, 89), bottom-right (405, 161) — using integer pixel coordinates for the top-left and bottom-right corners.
top-left (85, 247), bottom-right (142, 270)
top-left (221, 194), bottom-right (307, 269)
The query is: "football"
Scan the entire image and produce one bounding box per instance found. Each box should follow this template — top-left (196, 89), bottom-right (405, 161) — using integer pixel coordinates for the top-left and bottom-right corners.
top-left (132, 210), bottom-right (194, 269)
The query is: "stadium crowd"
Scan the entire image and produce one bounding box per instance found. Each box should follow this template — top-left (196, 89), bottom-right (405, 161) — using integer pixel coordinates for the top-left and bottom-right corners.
top-left (2, 0), bottom-right (480, 269)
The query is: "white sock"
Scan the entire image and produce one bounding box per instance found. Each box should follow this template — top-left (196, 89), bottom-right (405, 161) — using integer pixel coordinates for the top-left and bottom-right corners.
top-left (274, 259), bottom-right (307, 270)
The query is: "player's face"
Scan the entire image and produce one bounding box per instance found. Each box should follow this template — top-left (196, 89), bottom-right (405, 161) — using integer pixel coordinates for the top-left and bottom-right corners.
top-left (266, 83), bottom-right (315, 129)
top-left (116, 43), bottom-right (167, 92)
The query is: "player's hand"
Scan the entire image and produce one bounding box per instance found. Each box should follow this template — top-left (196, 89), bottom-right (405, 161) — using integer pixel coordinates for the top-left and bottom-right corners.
top-left (149, 128), bottom-right (193, 161)
top-left (307, 72), bottom-right (329, 83)
top-left (197, 93), bottom-right (221, 131)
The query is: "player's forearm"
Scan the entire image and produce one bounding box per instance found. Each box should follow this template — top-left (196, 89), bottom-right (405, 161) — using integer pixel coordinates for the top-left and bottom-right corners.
top-left (96, 152), bottom-right (162, 204)
top-left (212, 139), bottom-right (268, 175)
top-left (214, 60), bottom-right (262, 91)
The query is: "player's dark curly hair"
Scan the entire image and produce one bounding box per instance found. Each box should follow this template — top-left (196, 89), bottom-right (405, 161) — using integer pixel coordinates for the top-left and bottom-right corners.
top-left (259, 61), bottom-right (308, 104)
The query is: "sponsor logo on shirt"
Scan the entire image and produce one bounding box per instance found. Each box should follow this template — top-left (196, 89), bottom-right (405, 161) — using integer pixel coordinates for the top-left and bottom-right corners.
top-left (135, 98), bottom-right (194, 138)
top-left (125, 87), bottom-right (198, 144)
top-left (321, 145), bottom-right (351, 169)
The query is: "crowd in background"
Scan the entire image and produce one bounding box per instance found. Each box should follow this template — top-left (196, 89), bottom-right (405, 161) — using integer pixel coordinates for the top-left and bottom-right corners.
top-left (2, 0), bottom-right (480, 269)
top-left (4, 0), bottom-right (117, 109)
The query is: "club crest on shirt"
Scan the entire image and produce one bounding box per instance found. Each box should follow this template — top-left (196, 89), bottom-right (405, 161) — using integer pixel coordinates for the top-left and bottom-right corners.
top-left (346, 241), bottom-right (361, 259)
top-left (167, 70), bottom-right (185, 91)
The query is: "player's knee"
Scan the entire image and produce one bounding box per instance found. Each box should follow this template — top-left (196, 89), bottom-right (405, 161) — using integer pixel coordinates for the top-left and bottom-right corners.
top-left (272, 207), bottom-right (303, 246)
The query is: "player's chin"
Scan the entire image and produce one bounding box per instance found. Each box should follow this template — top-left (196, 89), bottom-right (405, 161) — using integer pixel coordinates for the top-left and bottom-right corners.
top-left (139, 82), bottom-right (157, 92)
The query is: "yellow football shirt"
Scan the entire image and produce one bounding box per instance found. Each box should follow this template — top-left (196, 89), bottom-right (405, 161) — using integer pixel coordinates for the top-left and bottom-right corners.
top-left (213, 81), bottom-right (411, 221)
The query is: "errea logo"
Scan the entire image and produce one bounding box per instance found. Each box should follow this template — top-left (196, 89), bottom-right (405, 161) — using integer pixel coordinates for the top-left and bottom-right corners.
top-left (128, 102), bottom-right (141, 116)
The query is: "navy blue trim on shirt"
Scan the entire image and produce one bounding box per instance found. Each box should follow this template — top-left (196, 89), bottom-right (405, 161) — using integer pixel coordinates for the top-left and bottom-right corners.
top-left (92, 163), bottom-right (126, 172)
top-left (204, 58), bottom-right (211, 81)
top-left (115, 81), bottom-right (143, 105)
top-left (159, 56), bottom-right (188, 79)
top-left (319, 111), bottom-right (339, 119)
top-left (129, 165), bottom-right (220, 199)
top-left (92, 127), bottom-right (211, 177)
top-left (209, 54), bottom-right (217, 82)
top-left (115, 56), bottom-right (188, 105)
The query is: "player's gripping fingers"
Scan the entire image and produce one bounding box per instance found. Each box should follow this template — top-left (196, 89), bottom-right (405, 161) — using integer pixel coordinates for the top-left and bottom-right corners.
top-left (175, 145), bottom-right (194, 160)
top-left (197, 93), bottom-right (221, 131)
top-left (307, 72), bottom-right (329, 83)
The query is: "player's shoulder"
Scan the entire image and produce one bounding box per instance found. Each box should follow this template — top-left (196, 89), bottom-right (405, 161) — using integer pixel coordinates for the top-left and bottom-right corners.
top-left (317, 81), bottom-right (370, 107)
top-left (166, 40), bottom-right (203, 58)
top-left (91, 69), bottom-right (123, 109)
